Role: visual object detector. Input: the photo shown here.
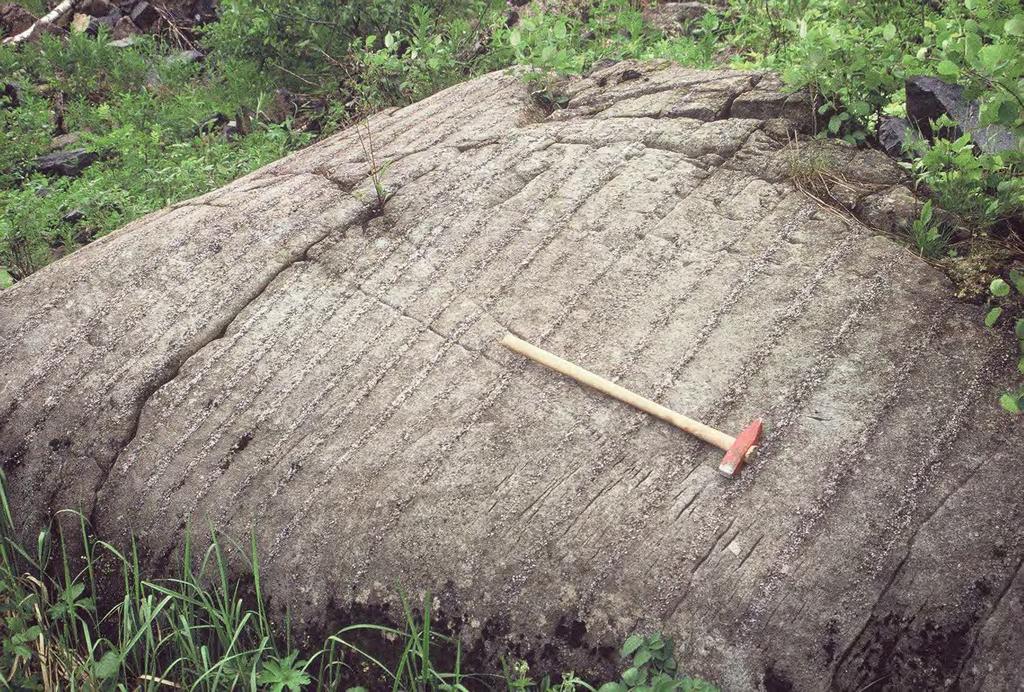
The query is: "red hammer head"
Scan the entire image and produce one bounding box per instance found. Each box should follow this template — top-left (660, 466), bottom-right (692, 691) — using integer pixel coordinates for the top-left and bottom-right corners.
top-left (718, 418), bottom-right (763, 478)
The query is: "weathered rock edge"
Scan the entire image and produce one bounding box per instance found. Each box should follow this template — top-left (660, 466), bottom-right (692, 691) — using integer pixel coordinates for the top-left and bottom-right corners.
top-left (2, 61), bottom-right (1022, 690)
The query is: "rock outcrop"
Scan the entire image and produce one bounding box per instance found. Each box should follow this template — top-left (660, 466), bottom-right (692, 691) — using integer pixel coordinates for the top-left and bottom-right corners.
top-left (906, 75), bottom-right (1018, 155)
top-left (1, 62), bottom-right (1021, 690)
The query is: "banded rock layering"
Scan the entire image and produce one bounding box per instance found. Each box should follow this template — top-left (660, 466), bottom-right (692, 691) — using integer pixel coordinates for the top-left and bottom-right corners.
top-left (1, 62), bottom-right (1022, 690)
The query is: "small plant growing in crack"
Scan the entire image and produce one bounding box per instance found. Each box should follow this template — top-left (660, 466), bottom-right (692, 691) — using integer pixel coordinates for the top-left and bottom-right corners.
top-left (355, 120), bottom-right (394, 216)
top-left (985, 270), bottom-right (1024, 414)
top-left (908, 200), bottom-right (953, 260)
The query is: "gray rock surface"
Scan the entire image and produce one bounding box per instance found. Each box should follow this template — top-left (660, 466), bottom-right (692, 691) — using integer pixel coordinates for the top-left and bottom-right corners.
top-left (876, 115), bottom-right (916, 159)
top-left (906, 75), bottom-right (1018, 155)
top-left (2, 62), bottom-right (1022, 690)
top-left (32, 148), bottom-right (99, 177)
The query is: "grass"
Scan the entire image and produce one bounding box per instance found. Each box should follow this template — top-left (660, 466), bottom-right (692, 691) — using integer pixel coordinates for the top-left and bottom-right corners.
top-left (0, 470), bottom-right (715, 690)
top-left (0, 31), bottom-right (315, 283)
top-left (0, 0), bottom-right (726, 286)
top-left (355, 121), bottom-right (393, 216)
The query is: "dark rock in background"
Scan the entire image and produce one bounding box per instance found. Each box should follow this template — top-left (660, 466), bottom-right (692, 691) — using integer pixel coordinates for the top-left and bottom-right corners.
top-left (876, 115), bottom-right (925, 160)
top-left (129, 0), bottom-right (158, 29)
top-left (905, 75), bottom-right (1017, 154)
top-left (0, 2), bottom-right (35, 36)
top-left (266, 88), bottom-right (297, 124)
top-left (110, 17), bottom-right (140, 40)
top-left (33, 149), bottom-right (99, 177)
top-left (78, 0), bottom-right (115, 17)
top-left (1, 81), bottom-right (21, 108)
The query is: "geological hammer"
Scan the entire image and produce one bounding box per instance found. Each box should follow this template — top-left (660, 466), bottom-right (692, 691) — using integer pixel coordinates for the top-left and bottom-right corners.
top-left (501, 334), bottom-right (763, 477)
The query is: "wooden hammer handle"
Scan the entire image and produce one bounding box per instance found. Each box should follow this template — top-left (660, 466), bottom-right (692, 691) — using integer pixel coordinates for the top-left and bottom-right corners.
top-left (501, 334), bottom-right (735, 452)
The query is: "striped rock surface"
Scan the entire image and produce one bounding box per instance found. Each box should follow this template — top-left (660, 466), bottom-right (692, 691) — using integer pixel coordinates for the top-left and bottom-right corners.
top-left (2, 62), bottom-right (1022, 690)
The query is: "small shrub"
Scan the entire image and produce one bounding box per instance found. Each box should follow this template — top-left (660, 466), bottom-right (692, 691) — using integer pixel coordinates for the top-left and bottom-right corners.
top-left (911, 125), bottom-right (1024, 229)
top-left (984, 270), bottom-right (1024, 413)
top-left (909, 200), bottom-right (951, 259)
top-left (596, 633), bottom-right (715, 692)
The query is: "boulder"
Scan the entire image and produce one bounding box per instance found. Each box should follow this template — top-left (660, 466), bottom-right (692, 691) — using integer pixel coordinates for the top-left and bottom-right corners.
top-left (32, 148), bottom-right (99, 177)
top-left (906, 75), bottom-right (1018, 154)
top-left (0, 2), bottom-right (35, 36)
top-left (1, 64), bottom-right (1021, 691)
top-left (110, 16), bottom-right (139, 40)
top-left (1, 81), bottom-right (20, 109)
top-left (129, 0), bottom-right (158, 29)
top-left (876, 115), bottom-right (916, 159)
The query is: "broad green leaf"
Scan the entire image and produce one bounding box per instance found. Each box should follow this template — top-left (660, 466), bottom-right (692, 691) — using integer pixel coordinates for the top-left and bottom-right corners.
top-left (1005, 14), bottom-right (1024, 36)
top-left (849, 101), bottom-right (871, 116)
top-left (882, 23), bottom-right (896, 41)
top-left (936, 59), bottom-right (959, 78)
top-left (1016, 319), bottom-right (1024, 339)
top-left (634, 647), bottom-right (653, 667)
top-left (622, 666), bottom-right (645, 686)
top-left (1011, 270), bottom-right (1024, 294)
top-left (1018, 356), bottom-right (1024, 375)
top-left (965, 33), bottom-right (983, 65)
top-left (622, 634), bottom-right (644, 656)
top-left (978, 44), bottom-right (1012, 71)
top-left (0, 269), bottom-right (12, 289)
top-left (991, 98), bottom-right (1020, 126)
top-left (999, 393), bottom-right (1022, 414)
top-left (986, 307), bottom-right (1003, 327)
top-left (598, 684), bottom-right (628, 692)
top-left (991, 278), bottom-right (1011, 297)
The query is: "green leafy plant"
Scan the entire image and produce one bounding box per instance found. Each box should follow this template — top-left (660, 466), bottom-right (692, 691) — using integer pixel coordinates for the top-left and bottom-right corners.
top-left (984, 270), bottom-right (1024, 413)
top-left (909, 200), bottom-right (951, 259)
top-left (911, 0), bottom-right (1024, 138)
top-left (911, 124), bottom-right (1023, 229)
top-left (597, 633), bottom-right (715, 692)
top-left (257, 651), bottom-right (312, 691)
